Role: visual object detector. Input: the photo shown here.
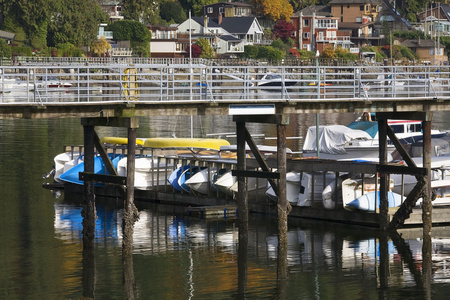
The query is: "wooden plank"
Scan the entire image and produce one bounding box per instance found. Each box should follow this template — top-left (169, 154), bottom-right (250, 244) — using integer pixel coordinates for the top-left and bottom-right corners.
top-left (80, 172), bottom-right (127, 185)
top-left (232, 170), bottom-right (281, 179)
top-left (233, 114), bottom-right (289, 125)
top-left (81, 117), bottom-right (139, 128)
top-left (376, 111), bottom-right (432, 121)
top-left (93, 130), bottom-right (118, 176)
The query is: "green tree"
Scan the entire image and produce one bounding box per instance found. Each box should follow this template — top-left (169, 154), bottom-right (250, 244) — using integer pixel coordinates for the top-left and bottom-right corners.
top-left (242, 45), bottom-right (259, 58)
top-left (108, 20), bottom-right (151, 57)
top-left (122, 0), bottom-right (162, 24)
top-left (252, 0), bottom-right (294, 21)
top-left (0, 38), bottom-right (12, 58)
top-left (47, 0), bottom-right (106, 47)
top-left (196, 38), bottom-right (214, 58)
top-left (160, 1), bottom-right (187, 23)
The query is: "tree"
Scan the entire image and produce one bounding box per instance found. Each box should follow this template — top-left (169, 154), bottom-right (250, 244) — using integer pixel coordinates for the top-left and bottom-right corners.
top-left (122, 0), bottom-right (162, 24)
top-left (273, 20), bottom-right (295, 41)
top-left (252, 0), bottom-right (294, 21)
top-left (289, 0), bottom-right (317, 11)
top-left (160, 1), bottom-right (187, 23)
top-left (178, 0), bottom-right (218, 17)
top-left (196, 38), bottom-right (214, 58)
top-left (91, 37), bottom-right (111, 57)
top-left (108, 20), bottom-right (152, 57)
top-left (186, 44), bottom-right (202, 58)
top-left (320, 45), bottom-right (335, 59)
top-left (47, 0), bottom-right (106, 47)
top-left (0, 38), bottom-right (12, 58)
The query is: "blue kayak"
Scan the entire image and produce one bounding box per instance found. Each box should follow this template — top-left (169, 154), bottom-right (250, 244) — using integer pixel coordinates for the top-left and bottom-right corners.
top-left (59, 154), bottom-right (122, 185)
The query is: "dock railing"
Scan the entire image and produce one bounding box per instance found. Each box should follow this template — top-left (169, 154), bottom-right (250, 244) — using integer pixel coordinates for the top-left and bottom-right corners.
top-left (1, 64), bottom-right (449, 104)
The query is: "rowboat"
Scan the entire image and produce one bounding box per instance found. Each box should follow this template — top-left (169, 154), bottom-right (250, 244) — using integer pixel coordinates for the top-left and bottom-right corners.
top-left (345, 191), bottom-right (403, 212)
top-left (265, 171), bottom-right (301, 203)
top-left (184, 167), bottom-right (218, 195)
top-left (59, 154), bottom-right (123, 185)
top-left (100, 136), bottom-right (145, 146)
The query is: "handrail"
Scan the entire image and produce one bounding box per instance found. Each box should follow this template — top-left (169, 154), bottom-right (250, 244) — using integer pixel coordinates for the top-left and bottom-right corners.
top-left (1, 64), bottom-right (449, 104)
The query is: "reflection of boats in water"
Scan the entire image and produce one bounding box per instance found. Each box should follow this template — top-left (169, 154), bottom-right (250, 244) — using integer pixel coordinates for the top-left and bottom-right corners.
top-left (36, 75), bottom-right (72, 89)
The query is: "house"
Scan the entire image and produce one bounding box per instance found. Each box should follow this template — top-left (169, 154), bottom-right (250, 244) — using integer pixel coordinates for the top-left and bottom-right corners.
top-left (417, 3), bottom-right (450, 39)
top-left (329, 0), bottom-right (383, 23)
top-left (177, 16), bottom-right (263, 57)
top-left (203, 2), bottom-right (253, 18)
top-left (328, 0), bottom-right (384, 47)
top-left (401, 39), bottom-right (447, 64)
top-left (377, 0), bottom-right (411, 32)
top-left (0, 30), bottom-right (15, 44)
top-left (97, 0), bottom-right (124, 22)
top-left (148, 25), bottom-right (185, 58)
top-left (292, 6), bottom-right (352, 53)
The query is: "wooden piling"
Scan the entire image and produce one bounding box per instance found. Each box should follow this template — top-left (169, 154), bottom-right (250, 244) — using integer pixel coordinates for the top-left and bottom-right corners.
top-left (422, 118), bottom-right (432, 237)
top-left (377, 117), bottom-right (389, 230)
top-left (82, 124), bottom-right (96, 249)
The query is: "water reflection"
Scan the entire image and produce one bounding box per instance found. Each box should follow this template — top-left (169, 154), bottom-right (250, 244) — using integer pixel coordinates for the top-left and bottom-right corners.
top-left (52, 199), bottom-right (450, 298)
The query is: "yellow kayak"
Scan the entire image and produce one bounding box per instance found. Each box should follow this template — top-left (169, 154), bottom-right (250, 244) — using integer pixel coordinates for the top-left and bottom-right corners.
top-left (100, 137), bottom-right (144, 146)
top-left (143, 138), bottom-right (230, 150)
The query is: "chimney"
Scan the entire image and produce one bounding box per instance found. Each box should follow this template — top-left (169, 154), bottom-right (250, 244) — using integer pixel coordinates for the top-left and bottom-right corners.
top-left (218, 12), bottom-right (222, 24)
top-left (204, 16), bottom-right (208, 33)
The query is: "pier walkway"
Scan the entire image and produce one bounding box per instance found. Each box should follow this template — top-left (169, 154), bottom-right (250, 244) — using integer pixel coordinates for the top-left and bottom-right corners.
top-left (1, 61), bottom-right (450, 119)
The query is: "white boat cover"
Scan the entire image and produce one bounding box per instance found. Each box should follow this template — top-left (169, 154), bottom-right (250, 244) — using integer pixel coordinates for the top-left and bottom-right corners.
top-left (302, 125), bottom-right (372, 154)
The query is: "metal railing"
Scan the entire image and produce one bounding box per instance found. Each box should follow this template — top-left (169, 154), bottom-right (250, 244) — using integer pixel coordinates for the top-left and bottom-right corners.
top-left (1, 63), bottom-right (449, 104)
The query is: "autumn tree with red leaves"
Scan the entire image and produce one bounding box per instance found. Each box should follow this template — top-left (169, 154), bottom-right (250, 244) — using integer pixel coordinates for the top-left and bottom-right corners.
top-left (273, 20), bottom-right (295, 42)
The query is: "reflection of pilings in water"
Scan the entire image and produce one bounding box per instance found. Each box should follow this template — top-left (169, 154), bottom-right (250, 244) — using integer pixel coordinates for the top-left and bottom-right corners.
top-left (390, 231), bottom-right (424, 286)
top-left (422, 232), bottom-right (432, 300)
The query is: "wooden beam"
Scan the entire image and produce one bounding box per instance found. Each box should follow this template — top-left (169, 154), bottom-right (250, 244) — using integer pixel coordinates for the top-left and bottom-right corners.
top-left (385, 125), bottom-right (416, 168)
top-left (81, 117), bottom-right (139, 128)
top-left (376, 111), bottom-right (432, 121)
top-left (378, 117), bottom-right (389, 230)
top-left (232, 170), bottom-right (281, 179)
top-left (79, 172), bottom-right (127, 185)
top-left (233, 114), bottom-right (289, 125)
top-left (93, 130), bottom-right (118, 176)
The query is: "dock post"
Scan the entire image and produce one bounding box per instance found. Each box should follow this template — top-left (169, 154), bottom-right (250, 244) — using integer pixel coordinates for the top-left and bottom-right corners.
top-left (82, 124), bottom-right (96, 249)
top-left (81, 123), bottom-right (95, 298)
top-left (277, 122), bottom-right (289, 294)
top-left (123, 127), bottom-right (139, 256)
top-left (377, 117), bottom-right (389, 230)
top-left (277, 123), bottom-right (289, 276)
top-left (422, 115), bottom-right (432, 296)
top-left (236, 121), bottom-right (248, 295)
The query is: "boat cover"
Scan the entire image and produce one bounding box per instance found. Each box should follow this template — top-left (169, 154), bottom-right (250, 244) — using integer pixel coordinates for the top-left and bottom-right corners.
top-left (347, 121), bottom-right (378, 138)
top-left (302, 125), bottom-right (372, 154)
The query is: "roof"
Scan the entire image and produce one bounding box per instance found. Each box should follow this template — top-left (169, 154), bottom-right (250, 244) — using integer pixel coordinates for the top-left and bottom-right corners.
top-left (0, 30), bottom-right (15, 40)
top-left (219, 34), bottom-right (241, 42)
top-left (329, 0), bottom-right (382, 4)
top-left (401, 39), bottom-right (444, 48)
top-left (204, 2), bottom-right (252, 8)
top-left (338, 22), bottom-right (373, 29)
top-left (193, 16), bottom-right (258, 34)
top-left (293, 6), bottom-right (332, 17)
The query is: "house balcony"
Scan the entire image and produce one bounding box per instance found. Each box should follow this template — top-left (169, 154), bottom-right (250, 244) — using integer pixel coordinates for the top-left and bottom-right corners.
top-left (316, 36), bottom-right (351, 42)
top-left (108, 48), bottom-right (133, 57)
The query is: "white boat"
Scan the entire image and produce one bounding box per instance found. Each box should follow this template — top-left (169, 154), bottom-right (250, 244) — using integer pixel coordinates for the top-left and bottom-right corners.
top-left (256, 73), bottom-right (297, 88)
top-left (342, 177), bottom-right (397, 211)
top-left (345, 191), bottom-right (403, 212)
top-left (184, 167), bottom-right (218, 195)
top-left (302, 125), bottom-right (394, 161)
top-left (391, 156), bottom-right (450, 206)
top-left (36, 75), bottom-right (72, 89)
top-left (297, 172), bottom-right (336, 207)
top-left (348, 114), bottom-right (447, 144)
top-left (265, 171), bottom-right (301, 203)
top-left (53, 151), bottom-right (82, 182)
top-left (117, 156), bottom-right (171, 190)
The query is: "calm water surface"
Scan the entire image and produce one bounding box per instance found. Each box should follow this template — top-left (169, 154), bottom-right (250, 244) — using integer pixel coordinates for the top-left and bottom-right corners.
top-left (1, 113), bottom-right (450, 299)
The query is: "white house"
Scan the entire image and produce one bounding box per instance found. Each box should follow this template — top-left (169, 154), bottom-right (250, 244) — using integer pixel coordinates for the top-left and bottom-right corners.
top-left (177, 15), bottom-right (263, 56)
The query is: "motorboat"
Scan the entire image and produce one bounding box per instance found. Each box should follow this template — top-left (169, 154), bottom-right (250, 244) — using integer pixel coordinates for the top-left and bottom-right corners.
top-left (302, 125), bottom-right (394, 161)
top-left (184, 167), bottom-right (219, 195)
top-left (256, 73), bottom-right (297, 88)
top-left (36, 75), bottom-right (72, 89)
top-left (265, 171), bottom-right (301, 204)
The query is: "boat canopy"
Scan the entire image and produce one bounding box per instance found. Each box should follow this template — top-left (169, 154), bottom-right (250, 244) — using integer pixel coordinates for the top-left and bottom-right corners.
top-left (302, 125), bottom-right (372, 154)
top-left (347, 121), bottom-right (378, 138)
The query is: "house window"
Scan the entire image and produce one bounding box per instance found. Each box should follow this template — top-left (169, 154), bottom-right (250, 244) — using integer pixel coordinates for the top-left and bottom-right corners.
top-left (341, 16), bottom-right (343, 22)
top-left (341, 5), bottom-right (343, 14)
top-left (303, 32), bottom-right (310, 38)
top-left (356, 17), bottom-right (362, 22)
top-left (207, 7), bottom-right (213, 14)
top-left (304, 19), bottom-right (309, 27)
top-left (360, 5), bottom-right (364, 10)
top-left (219, 7), bottom-right (224, 13)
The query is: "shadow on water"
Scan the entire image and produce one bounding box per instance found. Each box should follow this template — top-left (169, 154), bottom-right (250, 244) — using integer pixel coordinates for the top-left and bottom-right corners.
top-left (52, 191), bottom-right (447, 299)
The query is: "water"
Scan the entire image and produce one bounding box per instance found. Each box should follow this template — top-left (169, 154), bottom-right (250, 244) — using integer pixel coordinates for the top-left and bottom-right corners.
top-left (1, 113), bottom-right (450, 299)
